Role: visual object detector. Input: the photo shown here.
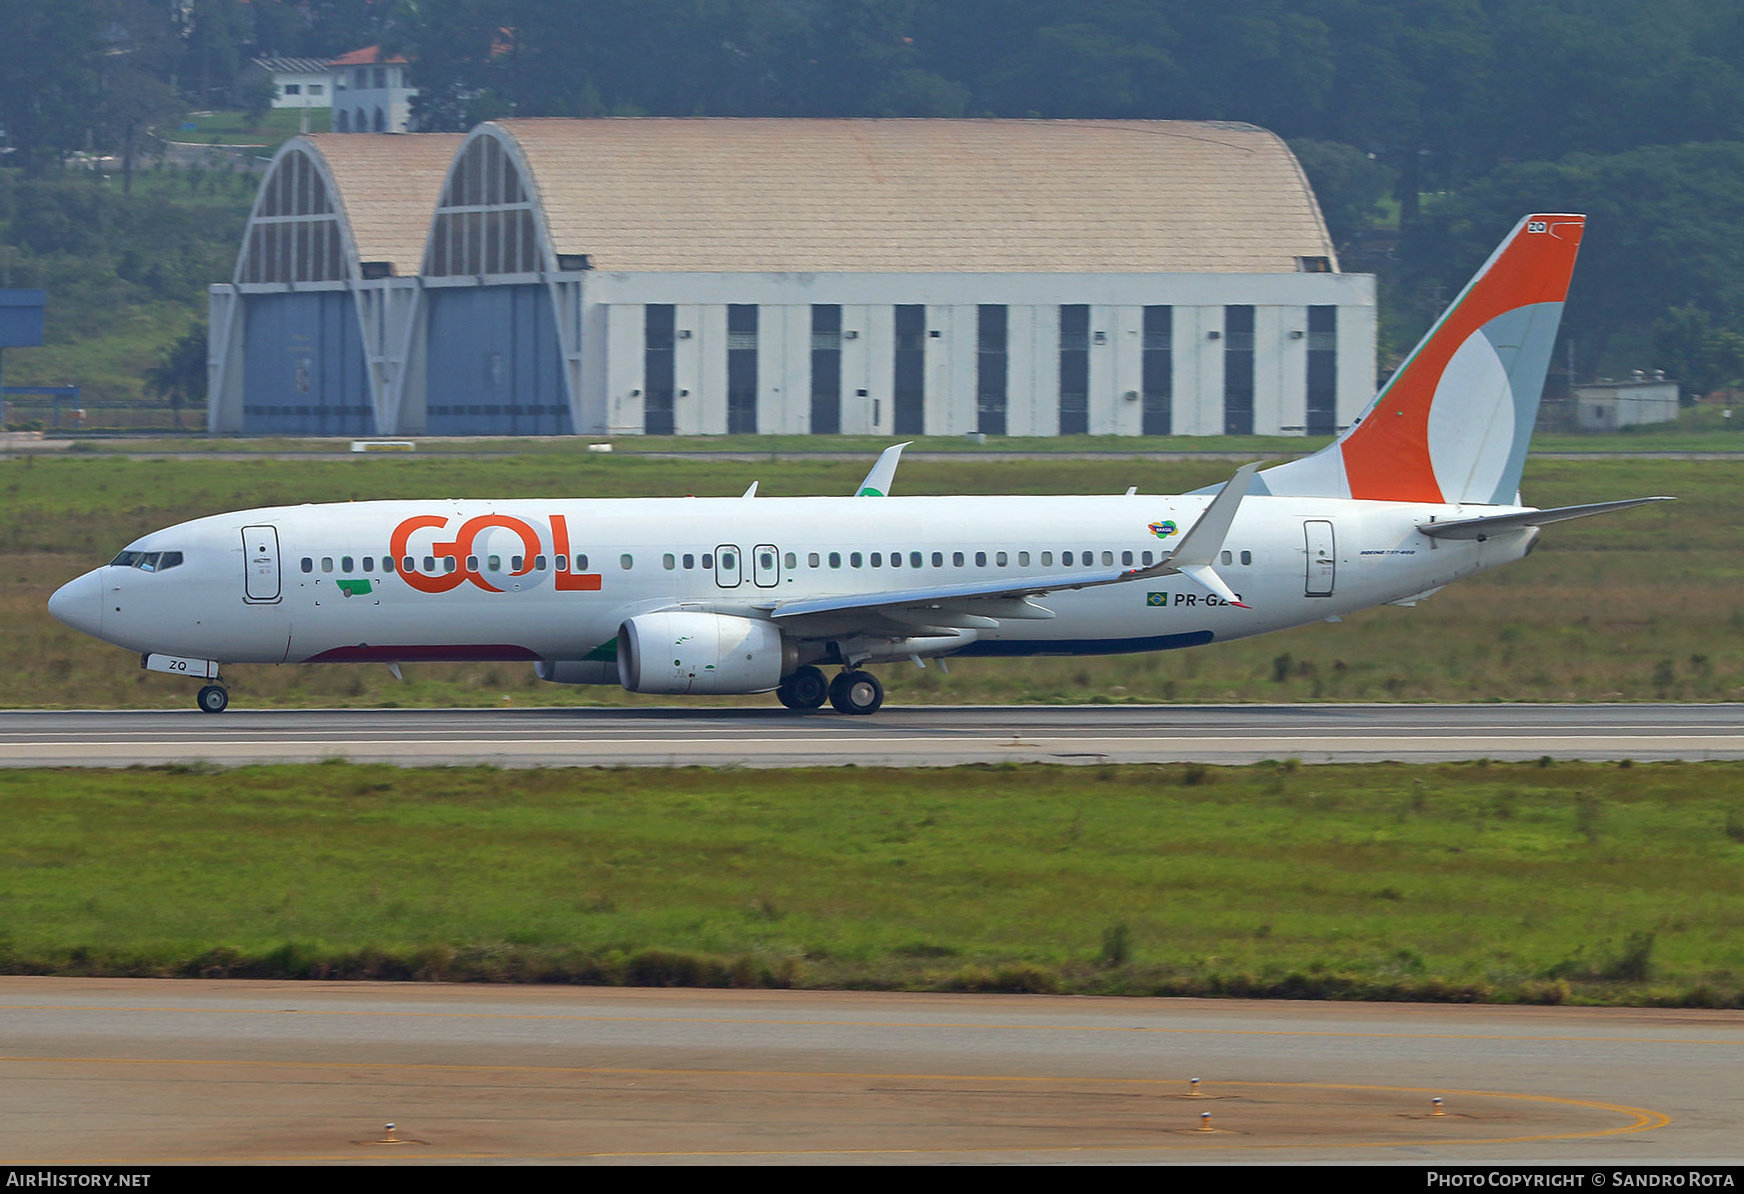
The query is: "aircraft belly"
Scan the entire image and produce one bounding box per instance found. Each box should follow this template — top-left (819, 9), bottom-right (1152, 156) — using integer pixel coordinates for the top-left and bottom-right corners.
top-left (285, 587), bottom-right (613, 664)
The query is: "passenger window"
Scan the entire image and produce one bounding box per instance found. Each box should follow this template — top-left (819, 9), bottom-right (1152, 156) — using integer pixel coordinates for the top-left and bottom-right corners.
top-left (850, 552), bottom-right (862, 568)
top-left (1102, 551), bottom-right (1114, 566)
top-left (466, 555), bottom-right (478, 572)
top-left (424, 556), bottom-right (436, 572)
top-left (911, 552), bottom-right (923, 568)
top-left (870, 552), bottom-right (882, 567)
top-left (342, 556), bottom-right (355, 573)
top-left (321, 557), bottom-right (334, 573)
top-left (1040, 552), bottom-right (1052, 566)
top-left (444, 557), bottom-right (457, 573)
top-left (683, 554), bottom-right (695, 569)
top-left (383, 557), bottom-right (396, 572)
top-left (621, 554), bottom-right (634, 569)
top-left (1142, 551), bottom-right (1154, 566)
top-left (829, 552), bottom-right (841, 569)
top-left (953, 552), bottom-right (965, 567)
top-left (362, 556), bottom-right (374, 573)
top-left (721, 551), bottom-right (736, 570)
top-left (996, 551), bottom-right (1007, 567)
top-left (1122, 551), bottom-right (1133, 566)
top-left (488, 555), bottom-right (501, 572)
top-left (932, 552), bottom-right (943, 567)
top-left (576, 554), bottom-right (589, 571)
top-left (1060, 551), bottom-right (1072, 566)
top-left (1018, 551), bottom-right (1030, 567)
top-left (1221, 550), bottom-right (1233, 565)
top-left (761, 550), bottom-right (776, 570)
top-left (784, 552), bottom-right (796, 569)
top-left (702, 553), bottom-right (713, 569)
top-left (663, 553), bottom-right (676, 570)
top-left (511, 555), bottom-right (524, 571)
top-left (535, 555), bottom-right (547, 571)
top-left (1241, 550), bottom-right (1253, 565)
top-left (975, 551), bottom-right (986, 567)
top-left (402, 556), bottom-right (414, 572)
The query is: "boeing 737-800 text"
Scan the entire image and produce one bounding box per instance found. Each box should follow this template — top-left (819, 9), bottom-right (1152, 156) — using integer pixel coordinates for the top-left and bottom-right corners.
top-left (49, 214), bottom-right (1668, 714)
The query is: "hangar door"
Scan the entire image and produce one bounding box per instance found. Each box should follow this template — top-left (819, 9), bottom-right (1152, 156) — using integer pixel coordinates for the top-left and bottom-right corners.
top-left (425, 284), bottom-right (572, 436)
top-left (241, 291), bottom-right (373, 436)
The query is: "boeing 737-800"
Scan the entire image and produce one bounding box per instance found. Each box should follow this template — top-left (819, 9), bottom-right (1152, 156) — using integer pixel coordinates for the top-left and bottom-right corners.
top-left (49, 213), bottom-right (1668, 714)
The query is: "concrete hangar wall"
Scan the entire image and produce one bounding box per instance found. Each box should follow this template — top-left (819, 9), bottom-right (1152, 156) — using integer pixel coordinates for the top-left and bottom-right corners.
top-left (208, 118), bottom-right (1375, 438)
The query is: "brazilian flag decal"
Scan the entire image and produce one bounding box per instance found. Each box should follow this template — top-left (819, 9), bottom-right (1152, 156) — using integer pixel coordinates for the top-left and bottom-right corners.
top-left (1146, 592), bottom-right (1167, 607)
top-left (336, 579), bottom-right (373, 597)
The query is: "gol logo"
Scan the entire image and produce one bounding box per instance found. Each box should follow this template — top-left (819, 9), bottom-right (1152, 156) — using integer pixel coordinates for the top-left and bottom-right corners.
top-left (389, 513), bottom-right (602, 595)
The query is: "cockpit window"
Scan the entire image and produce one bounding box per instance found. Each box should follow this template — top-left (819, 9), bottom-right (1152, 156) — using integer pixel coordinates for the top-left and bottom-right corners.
top-left (109, 550), bottom-right (183, 572)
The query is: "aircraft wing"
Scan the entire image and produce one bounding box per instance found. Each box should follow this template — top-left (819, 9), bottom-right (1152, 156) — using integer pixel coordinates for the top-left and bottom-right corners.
top-left (1419, 496), bottom-right (1673, 540)
top-left (762, 462), bottom-right (1260, 629)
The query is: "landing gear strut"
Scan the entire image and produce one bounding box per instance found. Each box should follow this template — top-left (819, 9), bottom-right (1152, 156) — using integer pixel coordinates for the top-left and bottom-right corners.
top-left (828, 669), bottom-right (883, 715)
top-left (776, 665), bottom-right (829, 710)
top-left (196, 684), bottom-right (230, 714)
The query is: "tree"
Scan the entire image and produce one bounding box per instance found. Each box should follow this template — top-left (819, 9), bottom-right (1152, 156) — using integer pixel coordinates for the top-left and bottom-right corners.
top-left (144, 323), bottom-right (208, 428)
top-left (0, 0), bottom-right (106, 174)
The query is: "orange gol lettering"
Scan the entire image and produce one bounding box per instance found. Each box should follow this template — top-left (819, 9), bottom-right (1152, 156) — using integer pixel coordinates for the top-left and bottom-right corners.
top-left (389, 513), bottom-right (602, 594)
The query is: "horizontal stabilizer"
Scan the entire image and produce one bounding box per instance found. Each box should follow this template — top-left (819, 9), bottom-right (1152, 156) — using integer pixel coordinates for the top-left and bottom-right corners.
top-left (1419, 496), bottom-right (1673, 540)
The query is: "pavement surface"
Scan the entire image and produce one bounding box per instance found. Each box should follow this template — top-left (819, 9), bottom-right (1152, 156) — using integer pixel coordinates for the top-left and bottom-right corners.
top-left (0, 979), bottom-right (1736, 1165)
top-left (2, 703), bottom-right (1742, 768)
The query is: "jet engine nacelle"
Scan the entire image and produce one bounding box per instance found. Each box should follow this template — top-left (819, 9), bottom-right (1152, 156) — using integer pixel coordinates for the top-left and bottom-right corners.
top-left (534, 660), bottom-right (621, 686)
top-left (617, 612), bottom-right (791, 695)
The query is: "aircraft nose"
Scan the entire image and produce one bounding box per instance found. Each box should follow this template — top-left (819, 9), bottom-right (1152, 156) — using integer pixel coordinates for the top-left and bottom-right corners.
top-left (48, 570), bottom-right (103, 638)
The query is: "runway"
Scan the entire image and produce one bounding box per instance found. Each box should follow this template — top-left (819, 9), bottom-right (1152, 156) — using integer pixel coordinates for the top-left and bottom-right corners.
top-left (1, 703), bottom-right (1742, 768)
top-left (1, 979), bottom-right (1736, 1164)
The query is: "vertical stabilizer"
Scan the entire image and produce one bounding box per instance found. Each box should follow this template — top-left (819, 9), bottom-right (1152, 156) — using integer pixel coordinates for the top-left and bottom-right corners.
top-left (1259, 214), bottom-right (1585, 504)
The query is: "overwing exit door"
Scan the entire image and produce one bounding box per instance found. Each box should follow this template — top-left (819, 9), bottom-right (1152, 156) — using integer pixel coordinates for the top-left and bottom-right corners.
top-left (753, 544), bottom-right (780, 587)
top-left (242, 525), bottom-right (281, 603)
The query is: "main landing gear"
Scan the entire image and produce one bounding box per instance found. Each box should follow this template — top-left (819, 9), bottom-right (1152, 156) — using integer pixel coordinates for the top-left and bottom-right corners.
top-left (827, 669), bottom-right (884, 715)
top-left (775, 665), bottom-right (884, 714)
top-left (196, 684), bottom-right (230, 714)
top-left (776, 665), bottom-right (829, 710)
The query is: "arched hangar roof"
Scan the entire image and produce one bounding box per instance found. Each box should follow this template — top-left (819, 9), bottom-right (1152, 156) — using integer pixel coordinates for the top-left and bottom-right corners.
top-left (468, 117), bottom-right (1335, 274)
top-left (236, 133), bottom-right (464, 283)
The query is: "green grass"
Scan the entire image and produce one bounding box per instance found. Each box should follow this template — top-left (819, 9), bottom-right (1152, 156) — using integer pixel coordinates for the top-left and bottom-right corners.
top-left (2, 760), bottom-right (1740, 1004)
top-left (0, 453), bottom-right (1728, 709)
top-left (153, 108), bottom-right (327, 150)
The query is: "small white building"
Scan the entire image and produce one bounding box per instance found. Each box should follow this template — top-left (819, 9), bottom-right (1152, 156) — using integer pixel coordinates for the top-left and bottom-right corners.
top-left (1574, 374), bottom-right (1680, 431)
top-left (329, 46), bottom-right (416, 134)
top-left (237, 57), bottom-right (331, 109)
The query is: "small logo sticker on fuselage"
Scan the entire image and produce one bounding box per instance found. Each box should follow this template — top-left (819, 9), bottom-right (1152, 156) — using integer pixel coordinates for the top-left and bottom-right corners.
top-left (1149, 521), bottom-right (1178, 539)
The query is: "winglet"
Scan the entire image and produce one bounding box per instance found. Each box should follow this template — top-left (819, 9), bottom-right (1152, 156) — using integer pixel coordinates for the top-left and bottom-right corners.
top-left (857, 442), bottom-right (911, 497)
top-left (1133, 462), bottom-right (1260, 607)
top-left (1167, 462), bottom-right (1261, 569)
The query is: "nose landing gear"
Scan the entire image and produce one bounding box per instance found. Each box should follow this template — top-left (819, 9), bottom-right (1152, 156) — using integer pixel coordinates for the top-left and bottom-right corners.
top-left (196, 684), bottom-right (230, 714)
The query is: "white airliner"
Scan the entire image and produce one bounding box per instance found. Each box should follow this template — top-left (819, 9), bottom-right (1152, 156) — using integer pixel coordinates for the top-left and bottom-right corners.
top-left (50, 213), bottom-right (1667, 715)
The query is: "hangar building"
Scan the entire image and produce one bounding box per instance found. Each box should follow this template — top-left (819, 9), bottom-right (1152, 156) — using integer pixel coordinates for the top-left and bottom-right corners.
top-left (208, 118), bottom-right (1375, 438)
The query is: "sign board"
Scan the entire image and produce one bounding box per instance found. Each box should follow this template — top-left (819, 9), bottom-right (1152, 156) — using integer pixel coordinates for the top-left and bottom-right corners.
top-left (0, 291), bottom-right (46, 348)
